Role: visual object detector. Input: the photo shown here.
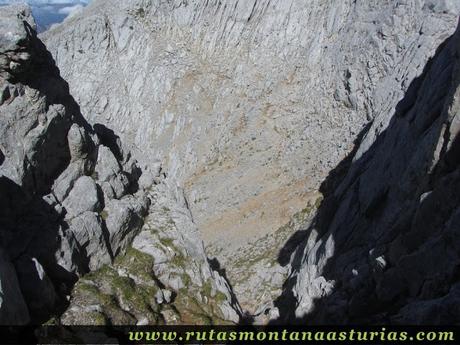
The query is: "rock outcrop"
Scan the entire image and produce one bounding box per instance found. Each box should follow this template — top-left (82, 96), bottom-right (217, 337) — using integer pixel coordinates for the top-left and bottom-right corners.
top-left (0, 4), bottom-right (239, 325)
top-left (62, 181), bottom-right (241, 325)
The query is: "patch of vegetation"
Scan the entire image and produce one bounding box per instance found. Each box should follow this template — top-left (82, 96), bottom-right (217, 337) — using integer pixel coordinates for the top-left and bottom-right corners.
top-left (86, 311), bottom-right (107, 326)
top-left (70, 247), bottom-right (163, 325)
top-left (214, 290), bottom-right (228, 304)
top-left (112, 275), bottom-right (158, 316)
top-left (67, 234), bottom-right (234, 326)
top-left (159, 237), bottom-right (176, 248)
top-left (158, 237), bottom-right (187, 267)
top-left (202, 280), bottom-right (214, 300)
top-left (43, 316), bottom-right (58, 326)
top-left (173, 291), bottom-right (223, 325)
top-left (100, 209), bottom-right (109, 221)
top-left (170, 252), bottom-right (186, 267)
top-left (181, 273), bottom-right (192, 287)
top-left (114, 247), bottom-right (155, 281)
top-left (291, 195), bottom-right (323, 224)
top-left (77, 280), bottom-right (101, 296)
top-left (135, 7), bottom-right (145, 18)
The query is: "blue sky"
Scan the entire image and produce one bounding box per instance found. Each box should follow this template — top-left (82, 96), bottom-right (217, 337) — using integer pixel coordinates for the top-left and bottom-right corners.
top-left (0, 0), bottom-right (91, 31)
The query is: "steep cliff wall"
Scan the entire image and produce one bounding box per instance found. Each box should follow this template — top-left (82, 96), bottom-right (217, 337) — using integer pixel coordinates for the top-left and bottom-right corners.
top-left (43, 0), bottom-right (460, 255)
top-left (0, 4), bottom-right (239, 325)
top-left (279, 17), bottom-right (460, 325)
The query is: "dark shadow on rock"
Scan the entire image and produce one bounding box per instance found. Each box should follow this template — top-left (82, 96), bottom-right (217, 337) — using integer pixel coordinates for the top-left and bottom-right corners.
top-left (277, 123), bottom-right (371, 269)
top-left (7, 21), bottom-right (100, 197)
top-left (127, 165), bottom-right (142, 195)
top-left (208, 257), bottom-right (245, 323)
top-left (0, 176), bottom-right (77, 324)
top-left (0, 21), bottom-right (124, 325)
top-left (272, 22), bottom-right (460, 325)
top-left (21, 21), bottom-right (93, 132)
top-left (93, 123), bottom-right (124, 161)
top-left (277, 230), bottom-right (308, 268)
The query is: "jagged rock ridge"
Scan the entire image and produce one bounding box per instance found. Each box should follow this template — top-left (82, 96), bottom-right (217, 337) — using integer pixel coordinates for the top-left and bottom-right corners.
top-left (0, 4), bottom-right (240, 326)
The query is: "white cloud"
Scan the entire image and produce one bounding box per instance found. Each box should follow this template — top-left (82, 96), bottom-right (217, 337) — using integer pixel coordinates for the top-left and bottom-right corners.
top-left (58, 3), bottom-right (83, 16)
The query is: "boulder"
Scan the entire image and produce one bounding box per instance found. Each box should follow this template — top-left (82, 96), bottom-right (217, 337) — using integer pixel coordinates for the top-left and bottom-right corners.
top-left (52, 161), bottom-right (85, 202)
top-left (94, 146), bottom-right (120, 182)
top-left (0, 4), bottom-right (35, 79)
top-left (104, 195), bottom-right (150, 256)
top-left (108, 173), bottom-right (130, 199)
top-left (54, 227), bottom-right (84, 278)
top-left (68, 212), bottom-right (112, 271)
top-left (68, 124), bottom-right (94, 161)
top-left (63, 176), bottom-right (102, 218)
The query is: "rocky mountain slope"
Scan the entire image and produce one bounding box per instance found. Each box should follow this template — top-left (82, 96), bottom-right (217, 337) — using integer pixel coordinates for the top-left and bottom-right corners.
top-left (42, 0), bottom-right (459, 253)
top-left (0, 4), bottom-right (239, 325)
top-left (40, 0), bottom-right (460, 317)
top-left (2, 0), bottom-right (460, 326)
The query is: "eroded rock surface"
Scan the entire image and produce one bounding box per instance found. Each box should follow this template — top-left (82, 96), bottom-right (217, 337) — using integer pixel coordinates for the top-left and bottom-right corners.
top-left (0, 4), bottom-right (239, 325)
top-left (41, 0), bottom-right (460, 315)
top-left (63, 181), bottom-right (241, 325)
top-left (43, 0), bottom-right (460, 254)
top-left (3, 0), bottom-right (460, 326)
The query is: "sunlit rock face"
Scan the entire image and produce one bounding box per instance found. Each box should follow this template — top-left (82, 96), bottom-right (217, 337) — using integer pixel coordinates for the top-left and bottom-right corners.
top-left (41, 0), bottom-right (460, 320)
top-left (42, 0), bottom-right (458, 254)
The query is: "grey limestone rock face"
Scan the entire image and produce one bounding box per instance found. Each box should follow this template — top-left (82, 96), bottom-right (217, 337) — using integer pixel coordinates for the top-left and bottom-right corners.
top-left (61, 180), bottom-right (242, 325)
top-left (0, 4), bottom-right (162, 324)
top-left (4, 0), bottom-right (460, 327)
top-left (107, 173), bottom-right (131, 200)
top-left (130, 181), bottom-right (242, 323)
top-left (40, 0), bottom-right (460, 322)
top-left (41, 2), bottom-right (460, 316)
top-left (63, 176), bottom-right (102, 218)
top-left (0, 5), bottom-right (35, 78)
top-left (0, 5), bottom-right (73, 197)
top-left (68, 212), bottom-right (112, 271)
top-left (52, 161), bottom-right (87, 203)
top-left (53, 227), bottom-right (85, 277)
top-left (42, 0), bottom-right (460, 256)
top-left (104, 194), bottom-right (150, 257)
top-left (94, 145), bottom-right (121, 182)
top-left (0, 3), bottom-right (240, 327)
